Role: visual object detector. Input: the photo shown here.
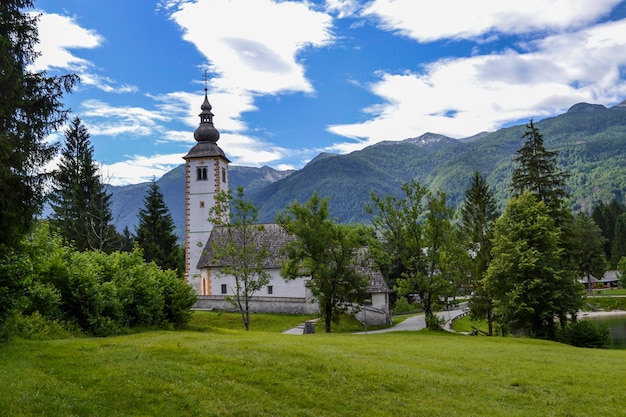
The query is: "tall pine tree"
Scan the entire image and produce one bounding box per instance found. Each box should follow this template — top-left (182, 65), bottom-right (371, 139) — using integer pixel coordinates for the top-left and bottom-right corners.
top-left (592, 199), bottom-right (626, 267)
top-left (510, 119), bottom-right (569, 216)
top-left (0, 0), bottom-right (78, 252)
top-left (571, 213), bottom-right (607, 295)
top-left (135, 180), bottom-right (182, 274)
top-left (460, 171), bottom-right (498, 335)
top-left (49, 117), bottom-right (116, 252)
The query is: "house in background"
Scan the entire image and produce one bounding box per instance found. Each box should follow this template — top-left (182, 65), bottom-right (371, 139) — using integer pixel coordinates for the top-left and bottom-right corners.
top-left (579, 270), bottom-right (622, 291)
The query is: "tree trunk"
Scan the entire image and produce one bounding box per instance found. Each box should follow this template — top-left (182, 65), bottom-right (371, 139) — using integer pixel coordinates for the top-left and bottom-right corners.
top-left (325, 301), bottom-right (332, 333)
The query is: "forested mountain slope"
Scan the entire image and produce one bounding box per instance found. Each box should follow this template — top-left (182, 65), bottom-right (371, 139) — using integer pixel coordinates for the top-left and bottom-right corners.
top-left (110, 100), bottom-right (626, 234)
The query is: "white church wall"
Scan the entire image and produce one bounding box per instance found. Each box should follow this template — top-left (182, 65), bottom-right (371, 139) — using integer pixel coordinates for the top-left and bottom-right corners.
top-left (210, 267), bottom-right (309, 298)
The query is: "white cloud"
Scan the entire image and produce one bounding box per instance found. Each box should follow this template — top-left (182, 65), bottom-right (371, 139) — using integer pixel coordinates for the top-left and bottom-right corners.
top-left (80, 99), bottom-right (171, 137)
top-left (31, 12), bottom-right (101, 72)
top-left (327, 17), bottom-right (626, 152)
top-left (34, 12), bottom-right (139, 94)
top-left (361, 0), bottom-right (622, 41)
top-left (324, 0), bottom-right (361, 18)
top-left (169, 0), bottom-right (334, 95)
top-left (151, 91), bottom-right (257, 133)
top-left (102, 153), bottom-right (187, 185)
top-left (220, 133), bottom-right (287, 167)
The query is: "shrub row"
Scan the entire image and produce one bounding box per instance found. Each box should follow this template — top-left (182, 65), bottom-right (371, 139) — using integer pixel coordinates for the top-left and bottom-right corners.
top-left (1, 223), bottom-right (197, 339)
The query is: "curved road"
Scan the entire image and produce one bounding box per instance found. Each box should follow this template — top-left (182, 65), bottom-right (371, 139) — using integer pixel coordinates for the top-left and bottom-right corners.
top-left (283, 304), bottom-right (468, 335)
top-left (358, 305), bottom-right (467, 334)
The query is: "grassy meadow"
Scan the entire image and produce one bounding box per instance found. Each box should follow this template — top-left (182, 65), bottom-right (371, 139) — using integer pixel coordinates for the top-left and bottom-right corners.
top-left (1, 311), bottom-right (625, 416)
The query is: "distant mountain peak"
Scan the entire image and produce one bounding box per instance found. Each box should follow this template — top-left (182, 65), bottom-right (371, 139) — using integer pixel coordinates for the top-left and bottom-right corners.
top-left (611, 99), bottom-right (626, 110)
top-left (305, 152), bottom-right (338, 167)
top-left (567, 102), bottom-right (606, 113)
top-left (403, 132), bottom-right (457, 146)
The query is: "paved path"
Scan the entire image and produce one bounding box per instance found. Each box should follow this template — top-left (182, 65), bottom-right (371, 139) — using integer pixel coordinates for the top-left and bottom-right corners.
top-left (283, 305), bottom-right (467, 335)
top-left (357, 306), bottom-right (466, 334)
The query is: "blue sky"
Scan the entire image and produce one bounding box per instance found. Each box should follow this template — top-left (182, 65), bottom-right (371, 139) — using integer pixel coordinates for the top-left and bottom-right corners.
top-left (32, 0), bottom-right (626, 185)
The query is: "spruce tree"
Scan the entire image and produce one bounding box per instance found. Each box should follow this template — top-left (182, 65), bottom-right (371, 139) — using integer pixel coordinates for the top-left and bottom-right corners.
top-left (510, 120), bottom-right (569, 215)
top-left (611, 213), bottom-right (626, 268)
top-left (460, 171), bottom-right (498, 335)
top-left (571, 213), bottom-right (607, 295)
top-left (592, 199), bottom-right (626, 267)
top-left (135, 180), bottom-right (182, 274)
top-left (0, 0), bottom-right (78, 251)
top-left (49, 117), bottom-right (116, 251)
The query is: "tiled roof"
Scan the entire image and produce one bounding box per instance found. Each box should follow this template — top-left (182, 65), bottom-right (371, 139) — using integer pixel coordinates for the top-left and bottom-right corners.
top-left (197, 223), bottom-right (293, 269)
top-left (197, 223), bottom-right (389, 293)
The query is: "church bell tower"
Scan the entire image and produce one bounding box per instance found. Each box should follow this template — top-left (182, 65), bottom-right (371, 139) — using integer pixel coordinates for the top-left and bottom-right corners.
top-left (183, 89), bottom-right (229, 294)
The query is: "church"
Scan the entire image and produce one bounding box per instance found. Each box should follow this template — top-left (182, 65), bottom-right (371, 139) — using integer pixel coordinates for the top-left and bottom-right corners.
top-left (183, 90), bottom-right (391, 325)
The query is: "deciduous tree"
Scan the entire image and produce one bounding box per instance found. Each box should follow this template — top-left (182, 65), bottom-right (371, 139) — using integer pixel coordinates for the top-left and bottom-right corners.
top-left (484, 193), bottom-right (583, 339)
top-left (208, 186), bottom-right (271, 331)
top-left (368, 180), bottom-right (458, 329)
top-left (277, 192), bottom-right (370, 333)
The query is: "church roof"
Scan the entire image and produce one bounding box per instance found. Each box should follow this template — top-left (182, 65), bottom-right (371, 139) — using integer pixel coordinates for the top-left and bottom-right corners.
top-left (184, 89), bottom-right (229, 161)
top-left (184, 141), bottom-right (229, 161)
top-left (198, 223), bottom-right (292, 269)
top-left (197, 223), bottom-right (389, 293)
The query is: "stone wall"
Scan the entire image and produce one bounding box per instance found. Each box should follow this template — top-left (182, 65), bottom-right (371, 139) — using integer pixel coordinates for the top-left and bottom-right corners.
top-left (194, 295), bottom-right (319, 315)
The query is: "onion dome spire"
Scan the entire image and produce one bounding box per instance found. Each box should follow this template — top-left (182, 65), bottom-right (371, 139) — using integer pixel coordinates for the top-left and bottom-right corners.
top-left (193, 88), bottom-right (220, 143)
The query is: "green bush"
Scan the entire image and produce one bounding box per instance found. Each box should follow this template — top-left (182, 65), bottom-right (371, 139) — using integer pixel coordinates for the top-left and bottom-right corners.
top-left (0, 254), bottom-right (29, 342)
top-left (161, 271), bottom-right (198, 329)
top-left (5, 312), bottom-right (74, 340)
top-left (22, 281), bottom-right (62, 319)
top-left (6, 222), bottom-right (198, 338)
top-left (558, 320), bottom-right (610, 348)
top-left (393, 296), bottom-right (420, 314)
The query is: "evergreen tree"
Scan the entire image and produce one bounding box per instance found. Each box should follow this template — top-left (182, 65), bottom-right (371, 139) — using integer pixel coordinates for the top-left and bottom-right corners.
top-left (591, 199), bottom-right (626, 268)
top-left (571, 213), bottom-right (607, 295)
top-left (0, 0), bottom-right (78, 252)
top-left (135, 180), bottom-right (182, 274)
top-left (49, 117), bottom-right (116, 251)
top-left (510, 120), bottom-right (569, 216)
top-left (611, 213), bottom-right (626, 268)
top-left (120, 226), bottom-right (135, 252)
top-left (460, 171), bottom-right (498, 335)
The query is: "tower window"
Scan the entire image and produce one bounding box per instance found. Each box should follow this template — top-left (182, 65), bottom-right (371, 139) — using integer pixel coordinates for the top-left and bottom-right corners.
top-left (267, 285), bottom-right (273, 295)
top-left (197, 166), bottom-right (207, 181)
top-left (199, 201), bottom-right (205, 208)
top-left (221, 167), bottom-right (226, 183)
top-left (221, 284), bottom-right (227, 295)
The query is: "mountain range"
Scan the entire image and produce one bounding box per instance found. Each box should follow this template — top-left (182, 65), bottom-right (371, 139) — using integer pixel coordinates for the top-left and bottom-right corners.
top-left (109, 100), bottom-right (626, 240)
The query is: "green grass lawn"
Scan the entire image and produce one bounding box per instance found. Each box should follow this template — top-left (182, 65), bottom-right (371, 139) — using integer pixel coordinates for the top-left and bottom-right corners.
top-left (450, 315), bottom-right (490, 334)
top-left (592, 288), bottom-right (626, 296)
top-left (584, 295), bottom-right (626, 311)
top-left (1, 311), bottom-right (625, 416)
